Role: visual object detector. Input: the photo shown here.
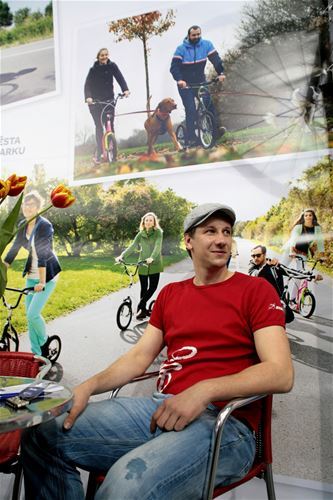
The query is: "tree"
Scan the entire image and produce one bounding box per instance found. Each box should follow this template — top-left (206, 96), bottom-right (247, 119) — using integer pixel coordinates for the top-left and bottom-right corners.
top-left (109, 10), bottom-right (176, 114)
top-left (50, 184), bottom-right (107, 257)
top-left (14, 7), bottom-right (30, 26)
top-left (0, 1), bottom-right (12, 27)
top-left (45, 2), bottom-right (52, 17)
top-left (237, 0), bottom-right (324, 48)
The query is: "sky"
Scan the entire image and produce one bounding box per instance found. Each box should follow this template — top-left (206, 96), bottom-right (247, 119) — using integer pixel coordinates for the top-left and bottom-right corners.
top-left (7, 1), bottom-right (50, 15)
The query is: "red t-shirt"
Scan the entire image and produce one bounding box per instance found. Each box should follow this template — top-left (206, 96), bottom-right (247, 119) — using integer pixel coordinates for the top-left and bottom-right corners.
top-left (149, 272), bottom-right (286, 431)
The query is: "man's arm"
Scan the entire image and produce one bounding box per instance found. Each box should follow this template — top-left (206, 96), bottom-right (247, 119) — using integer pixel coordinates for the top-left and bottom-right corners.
top-left (64, 323), bottom-right (164, 429)
top-left (151, 325), bottom-right (293, 432)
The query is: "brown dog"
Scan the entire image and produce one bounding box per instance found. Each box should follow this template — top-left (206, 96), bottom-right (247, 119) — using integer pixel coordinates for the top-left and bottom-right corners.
top-left (144, 98), bottom-right (181, 155)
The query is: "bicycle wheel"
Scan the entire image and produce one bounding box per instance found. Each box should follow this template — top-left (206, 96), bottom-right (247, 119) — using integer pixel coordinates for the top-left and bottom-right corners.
top-left (147, 300), bottom-right (155, 315)
top-left (299, 290), bottom-right (316, 318)
top-left (0, 324), bottom-right (19, 351)
top-left (198, 111), bottom-right (216, 149)
top-left (45, 335), bottom-right (62, 364)
top-left (116, 301), bottom-right (132, 330)
top-left (176, 124), bottom-right (187, 148)
top-left (106, 133), bottom-right (117, 163)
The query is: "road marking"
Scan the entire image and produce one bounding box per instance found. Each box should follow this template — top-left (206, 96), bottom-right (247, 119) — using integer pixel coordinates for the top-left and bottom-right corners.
top-left (1, 45), bottom-right (53, 59)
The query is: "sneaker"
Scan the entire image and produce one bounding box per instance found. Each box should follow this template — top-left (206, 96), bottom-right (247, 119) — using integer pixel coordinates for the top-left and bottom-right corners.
top-left (40, 338), bottom-right (50, 358)
top-left (136, 310), bottom-right (148, 320)
top-left (93, 157), bottom-right (101, 165)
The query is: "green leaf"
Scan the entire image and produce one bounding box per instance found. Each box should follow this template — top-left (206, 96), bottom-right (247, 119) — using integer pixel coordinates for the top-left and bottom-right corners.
top-left (0, 257), bottom-right (8, 298)
top-left (0, 193), bottom-right (23, 255)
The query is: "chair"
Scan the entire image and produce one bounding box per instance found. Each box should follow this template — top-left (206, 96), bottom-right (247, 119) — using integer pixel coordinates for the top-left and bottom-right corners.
top-left (0, 351), bottom-right (51, 500)
top-left (86, 374), bottom-right (276, 500)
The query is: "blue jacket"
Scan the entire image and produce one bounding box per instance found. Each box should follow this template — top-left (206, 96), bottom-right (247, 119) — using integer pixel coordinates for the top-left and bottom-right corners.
top-left (170, 38), bottom-right (224, 84)
top-left (4, 216), bottom-right (61, 282)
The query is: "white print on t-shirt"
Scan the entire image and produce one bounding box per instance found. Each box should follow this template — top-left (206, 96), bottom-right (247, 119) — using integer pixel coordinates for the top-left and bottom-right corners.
top-left (157, 346), bottom-right (197, 392)
top-left (268, 303), bottom-right (284, 312)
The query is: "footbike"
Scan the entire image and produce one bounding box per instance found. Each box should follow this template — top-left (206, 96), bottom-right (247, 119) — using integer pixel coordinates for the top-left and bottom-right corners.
top-left (176, 78), bottom-right (223, 149)
top-left (91, 93), bottom-right (126, 164)
top-left (115, 260), bottom-right (155, 331)
top-left (0, 287), bottom-right (62, 363)
top-left (279, 257), bottom-right (324, 318)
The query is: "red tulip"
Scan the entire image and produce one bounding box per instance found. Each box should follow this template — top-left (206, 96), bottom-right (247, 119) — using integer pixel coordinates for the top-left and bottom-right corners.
top-left (6, 174), bottom-right (27, 196)
top-left (0, 179), bottom-right (10, 200)
top-left (50, 185), bottom-right (75, 208)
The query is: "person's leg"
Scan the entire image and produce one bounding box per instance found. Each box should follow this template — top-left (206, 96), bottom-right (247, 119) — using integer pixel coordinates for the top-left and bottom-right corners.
top-left (288, 255), bottom-right (306, 302)
top-left (178, 87), bottom-right (197, 143)
top-left (25, 278), bottom-right (56, 355)
top-left (21, 396), bottom-right (159, 500)
top-left (96, 402), bottom-right (256, 500)
top-left (137, 274), bottom-right (149, 313)
top-left (142, 273), bottom-right (160, 308)
top-left (89, 104), bottom-right (104, 158)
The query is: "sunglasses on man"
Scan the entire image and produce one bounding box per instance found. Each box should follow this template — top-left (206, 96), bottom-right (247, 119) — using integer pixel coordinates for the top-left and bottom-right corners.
top-left (251, 253), bottom-right (263, 258)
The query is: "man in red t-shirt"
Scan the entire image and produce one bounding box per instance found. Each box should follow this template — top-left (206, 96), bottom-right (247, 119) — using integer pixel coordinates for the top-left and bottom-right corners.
top-left (21, 203), bottom-right (294, 500)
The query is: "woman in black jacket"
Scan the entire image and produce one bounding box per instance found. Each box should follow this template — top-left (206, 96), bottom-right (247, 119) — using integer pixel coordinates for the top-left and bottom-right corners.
top-left (4, 191), bottom-right (61, 357)
top-left (84, 48), bottom-right (130, 164)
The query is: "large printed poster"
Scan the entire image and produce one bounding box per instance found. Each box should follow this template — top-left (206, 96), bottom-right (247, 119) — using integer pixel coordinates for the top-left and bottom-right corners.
top-left (1, 1), bottom-right (332, 498)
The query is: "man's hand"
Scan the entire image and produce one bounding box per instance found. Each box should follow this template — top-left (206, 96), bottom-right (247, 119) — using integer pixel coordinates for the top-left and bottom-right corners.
top-left (267, 258), bottom-right (279, 266)
top-left (86, 97), bottom-right (93, 104)
top-left (146, 257), bottom-right (154, 265)
top-left (217, 74), bottom-right (226, 83)
top-left (63, 384), bottom-right (91, 430)
top-left (115, 255), bottom-right (123, 263)
top-left (177, 80), bottom-right (187, 89)
top-left (150, 384), bottom-right (209, 433)
top-left (123, 90), bottom-right (130, 97)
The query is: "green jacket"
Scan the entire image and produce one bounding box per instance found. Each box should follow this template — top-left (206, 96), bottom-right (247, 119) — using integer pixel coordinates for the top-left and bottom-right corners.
top-left (122, 227), bottom-right (163, 275)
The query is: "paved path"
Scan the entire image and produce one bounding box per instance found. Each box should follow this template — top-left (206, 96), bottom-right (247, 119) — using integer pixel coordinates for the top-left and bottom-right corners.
top-left (1, 38), bottom-right (55, 106)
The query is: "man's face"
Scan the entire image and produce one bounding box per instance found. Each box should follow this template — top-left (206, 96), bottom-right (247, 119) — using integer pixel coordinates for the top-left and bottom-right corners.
top-left (251, 248), bottom-right (266, 267)
top-left (188, 28), bottom-right (201, 44)
top-left (184, 216), bottom-right (232, 269)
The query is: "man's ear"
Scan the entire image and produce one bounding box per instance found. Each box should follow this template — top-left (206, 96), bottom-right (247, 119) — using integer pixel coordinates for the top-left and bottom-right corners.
top-left (184, 233), bottom-right (193, 251)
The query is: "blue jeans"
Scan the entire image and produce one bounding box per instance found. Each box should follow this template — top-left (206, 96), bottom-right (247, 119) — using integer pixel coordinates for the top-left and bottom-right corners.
top-left (25, 278), bottom-right (57, 355)
top-left (21, 393), bottom-right (255, 500)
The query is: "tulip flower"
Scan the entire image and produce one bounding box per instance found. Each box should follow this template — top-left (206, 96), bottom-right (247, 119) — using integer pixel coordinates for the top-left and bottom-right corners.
top-left (0, 179), bottom-right (10, 202)
top-left (6, 174), bottom-right (27, 197)
top-left (50, 185), bottom-right (76, 208)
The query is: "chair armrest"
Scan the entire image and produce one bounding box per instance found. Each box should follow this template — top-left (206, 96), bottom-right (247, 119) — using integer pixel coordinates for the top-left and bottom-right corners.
top-left (205, 394), bottom-right (267, 500)
top-left (34, 355), bottom-right (52, 379)
top-left (110, 371), bottom-right (159, 398)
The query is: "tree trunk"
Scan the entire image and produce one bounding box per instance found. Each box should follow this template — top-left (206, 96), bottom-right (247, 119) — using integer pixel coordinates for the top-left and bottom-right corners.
top-left (142, 35), bottom-right (151, 117)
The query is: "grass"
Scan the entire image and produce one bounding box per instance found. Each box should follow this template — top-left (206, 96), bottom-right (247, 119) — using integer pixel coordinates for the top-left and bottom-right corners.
top-left (1, 251), bottom-right (188, 336)
top-left (74, 122), bottom-right (327, 180)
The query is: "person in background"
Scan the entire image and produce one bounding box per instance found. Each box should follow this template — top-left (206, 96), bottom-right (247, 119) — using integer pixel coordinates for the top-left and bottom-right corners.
top-left (248, 245), bottom-right (284, 296)
top-left (286, 208), bottom-right (325, 302)
top-left (116, 212), bottom-right (163, 320)
top-left (84, 47), bottom-right (130, 165)
top-left (4, 191), bottom-right (61, 357)
top-left (170, 25), bottom-right (225, 147)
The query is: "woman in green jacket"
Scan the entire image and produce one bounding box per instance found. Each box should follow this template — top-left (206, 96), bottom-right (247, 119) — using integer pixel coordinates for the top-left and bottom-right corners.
top-left (116, 212), bottom-right (163, 319)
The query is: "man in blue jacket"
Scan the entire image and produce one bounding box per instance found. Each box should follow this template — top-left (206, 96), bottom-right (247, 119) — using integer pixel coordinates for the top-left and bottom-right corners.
top-left (170, 25), bottom-right (225, 147)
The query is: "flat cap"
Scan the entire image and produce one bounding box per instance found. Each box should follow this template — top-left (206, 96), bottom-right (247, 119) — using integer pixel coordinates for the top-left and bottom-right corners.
top-left (184, 203), bottom-right (236, 233)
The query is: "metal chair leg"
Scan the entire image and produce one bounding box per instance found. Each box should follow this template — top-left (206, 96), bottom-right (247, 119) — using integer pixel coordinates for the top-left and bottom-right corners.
top-left (11, 462), bottom-right (23, 500)
top-left (264, 463), bottom-right (276, 500)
